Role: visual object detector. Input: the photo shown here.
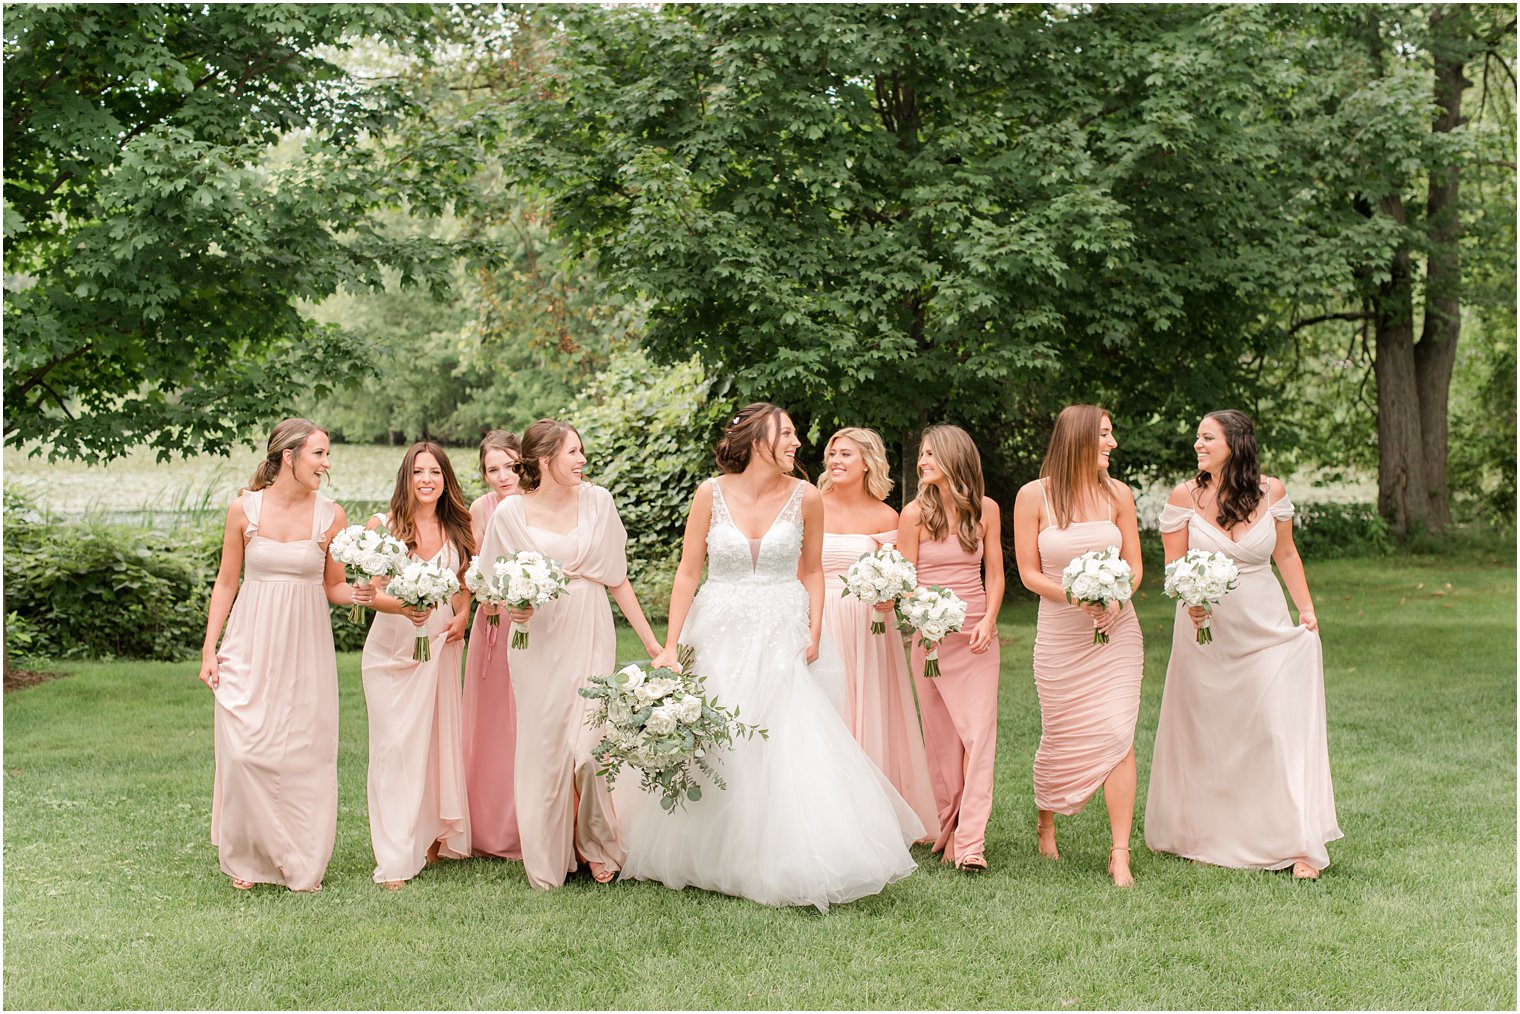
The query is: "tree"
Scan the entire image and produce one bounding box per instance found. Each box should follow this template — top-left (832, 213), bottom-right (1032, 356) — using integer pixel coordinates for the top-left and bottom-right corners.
top-left (3, 4), bottom-right (494, 462)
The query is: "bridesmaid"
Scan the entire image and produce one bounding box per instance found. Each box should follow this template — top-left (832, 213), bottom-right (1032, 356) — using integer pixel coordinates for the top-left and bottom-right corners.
top-left (897, 425), bottom-right (1005, 872)
top-left (476, 419), bottom-right (664, 890)
top-left (462, 430), bottom-right (523, 860)
top-left (1012, 405), bottom-right (1144, 887)
top-left (1145, 409), bottom-right (1341, 879)
top-left (199, 418), bottom-right (372, 893)
top-left (360, 441), bottom-right (474, 889)
top-left (818, 426), bottom-right (939, 838)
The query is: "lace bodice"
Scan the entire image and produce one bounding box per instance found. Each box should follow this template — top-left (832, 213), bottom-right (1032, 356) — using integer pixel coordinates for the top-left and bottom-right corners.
top-left (706, 478), bottom-right (805, 584)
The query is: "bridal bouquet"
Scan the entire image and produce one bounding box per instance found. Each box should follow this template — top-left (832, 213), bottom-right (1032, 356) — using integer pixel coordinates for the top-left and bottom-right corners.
top-left (328, 524), bottom-right (409, 621)
top-left (1163, 549), bottom-right (1241, 645)
top-left (841, 546), bottom-right (917, 634)
top-left (1061, 546), bottom-right (1135, 645)
top-left (463, 555), bottom-right (515, 629)
top-left (580, 645), bottom-right (767, 813)
top-left (898, 585), bottom-right (969, 678)
top-left (385, 560), bottom-right (461, 662)
top-left (495, 550), bottom-right (569, 650)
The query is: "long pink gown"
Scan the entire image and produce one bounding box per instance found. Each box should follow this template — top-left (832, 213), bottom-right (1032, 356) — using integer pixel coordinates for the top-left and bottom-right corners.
top-left (462, 493), bottom-right (521, 860)
top-left (821, 531), bottom-right (939, 837)
top-left (911, 532), bottom-right (1000, 865)
top-left (1145, 495), bottom-right (1342, 871)
top-left (476, 484), bottom-right (627, 891)
top-left (211, 491), bottom-right (338, 891)
top-left (361, 519), bottom-right (470, 883)
top-left (1031, 485), bottom-right (1144, 814)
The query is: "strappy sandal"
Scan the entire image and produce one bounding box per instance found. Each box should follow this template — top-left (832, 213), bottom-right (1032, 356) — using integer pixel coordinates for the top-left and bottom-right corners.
top-left (1291, 860), bottom-right (1321, 880)
top-left (956, 853), bottom-right (988, 873)
top-left (1108, 846), bottom-right (1134, 888)
top-left (587, 861), bottom-right (617, 884)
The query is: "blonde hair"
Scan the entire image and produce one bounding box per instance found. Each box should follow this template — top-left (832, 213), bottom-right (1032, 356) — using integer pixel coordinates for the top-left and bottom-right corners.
top-left (248, 418), bottom-right (327, 492)
top-left (1039, 404), bottom-right (1117, 528)
top-left (818, 427), bottom-right (893, 501)
top-left (914, 425), bottom-right (985, 553)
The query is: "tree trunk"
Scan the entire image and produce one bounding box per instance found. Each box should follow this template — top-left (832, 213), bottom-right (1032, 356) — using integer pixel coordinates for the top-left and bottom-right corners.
top-left (1414, 4), bottom-right (1472, 533)
top-left (1372, 230), bottom-right (1432, 538)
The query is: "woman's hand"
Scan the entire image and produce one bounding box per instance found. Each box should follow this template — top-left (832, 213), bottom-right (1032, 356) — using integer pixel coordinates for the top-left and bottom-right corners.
top-left (198, 650), bottom-right (220, 690)
top-left (507, 605), bottom-right (534, 625)
top-left (969, 617), bottom-right (998, 654)
top-left (1186, 605), bottom-right (1209, 629)
top-left (805, 639), bottom-right (820, 665)
top-left (480, 601), bottom-right (500, 617)
top-left (651, 646), bottom-right (679, 671)
top-left (641, 638), bottom-right (665, 660)
top-left (872, 600), bottom-right (896, 614)
top-left (351, 581), bottom-right (376, 607)
top-left (443, 610), bottom-right (469, 644)
top-left (1080, 600), bottom-right (1123, 635)
top-left (1298, 607), bottom-right (1318, 633)
top-left (399, 603), bottom-right (434, 626)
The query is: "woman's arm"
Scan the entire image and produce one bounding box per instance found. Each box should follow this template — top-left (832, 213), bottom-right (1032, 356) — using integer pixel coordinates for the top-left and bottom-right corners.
top-left (896, 501), bottom-right (922, 568)
top-left (969, 498), bottom-right (1005, 654)
top-left (363, 514), bottom-right (431, 624)
top-left (610, 580), bottom-right (664, 658)
top-left (322, 504), bottom-right (375, 609)
top-left (198, 501), bottom-right (248, 689)
top-left (1012, 482), bottom-right (1067, 604)
top-left (798, 484), bottom-right (825, 663)
top-left (653, 483), bottom-right (713, 669)
top-left (1161, 483), bottom-right (1207, 629)
top-left (1267, 477), bottom-right (1318, 632)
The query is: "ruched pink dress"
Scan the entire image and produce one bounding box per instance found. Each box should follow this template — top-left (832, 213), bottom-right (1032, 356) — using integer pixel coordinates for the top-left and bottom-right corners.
top-left (361, 518), bottom-right (471, 883)
top-left (821, 531), bottom-right (939, 837)
top-left (1146, 494), bottom-right (1342, 871)
top-left (911, 533), bottom-right (1000, 864)
top-left (476, 484), bottom-right (627, 890)
top-left (462, 492), bottom-right (521, 860)
top-left (211, 491), bottom-right (338, 891)
top-left (1031, 483), bottom-right (1143, 814)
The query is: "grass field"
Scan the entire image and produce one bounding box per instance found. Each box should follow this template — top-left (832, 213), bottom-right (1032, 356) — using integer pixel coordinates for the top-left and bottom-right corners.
top-left (4, 549), bottom-right (1514, 1009)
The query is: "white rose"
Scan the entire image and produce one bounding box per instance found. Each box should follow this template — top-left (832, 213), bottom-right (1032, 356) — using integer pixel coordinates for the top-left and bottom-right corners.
top-left (678, 695), bottom-right (702, 724)
top-left (645, 705), bottom-right (679, 736)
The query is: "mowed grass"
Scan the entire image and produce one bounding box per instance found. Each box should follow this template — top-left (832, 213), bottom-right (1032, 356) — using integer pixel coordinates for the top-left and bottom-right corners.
top-left (4, 551), bottom-right (1514, 1009)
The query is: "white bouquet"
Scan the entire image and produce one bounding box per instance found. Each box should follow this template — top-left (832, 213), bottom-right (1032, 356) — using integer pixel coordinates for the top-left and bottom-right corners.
top-left (580, 645), bottom-right (767, 813)
top-left (898, 585), bottom-right (969, 678)
top-left (1163, 549), bottom-right (1241, 645)
top-left (385, 559), bottom-right (461, 662)
top-left (328, 524), bottom-right (408, 621)
top-left (1060, 546), bottom-right (1135, 645)
top-left (463, 555), bottom-right (515, 629)
top-left (841, 546), bottom-right (918, 634)
top-left (496, 550), bottom-right (570, 650)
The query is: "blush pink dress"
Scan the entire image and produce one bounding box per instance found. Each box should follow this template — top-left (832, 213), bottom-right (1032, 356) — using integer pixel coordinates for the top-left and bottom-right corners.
top-left (476, 484), bottom-right (628, 891)
top-left (1032, 483), bottom-right (1144, 814)
top-left (361, 518), bottom-right (471, 883)
top-left (211, 491), bottom-right (338, 891)
top-left (1145, 494), bottom-right (1342, 871)
top-left (821, 531), bottom-right (939, 837)
top-left (462, 492), bottom-right (521, 860)
top-left (911, 531), bottom-right (1000, 865)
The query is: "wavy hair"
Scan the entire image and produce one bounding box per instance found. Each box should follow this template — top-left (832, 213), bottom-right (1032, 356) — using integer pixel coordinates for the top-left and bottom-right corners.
top-left (1195, 409), bottom-right (1263, 529)
top-left (818, 427), bottom-right (894, 501)
top-left (914, 425), bottom-right (985, 553)
top-left (388, 442), bottom-right (475, 560)
top-left (714, 403), bottom-right (795, 475)
top-left (247, 418), bottom-right (327, 492)
top-left (1039, 404), bottom-right (1118, 528)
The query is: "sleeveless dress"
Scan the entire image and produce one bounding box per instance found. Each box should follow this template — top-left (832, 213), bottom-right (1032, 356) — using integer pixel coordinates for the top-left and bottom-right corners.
top-left (619, 479), bottom-right (922, 912)
top-left (462, 492), bottom-right (521, 860)
top-left (361, 518), bottom-right (470, 883)
top-left (820, 530), bottom-right (939, 837)
top-left (475, 484), bottom-right (628, 890)
top-left (911, 530), bottom-right (1000, 864)
top-left (211, 490), bottom-right (339, 891)
top-left (1032, 482), bottom-right (1144, 814)
top-left (1145, 494), bottom-right (1342, 871)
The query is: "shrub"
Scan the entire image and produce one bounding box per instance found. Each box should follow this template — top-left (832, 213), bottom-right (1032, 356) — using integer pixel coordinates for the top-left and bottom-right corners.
top-left (1291, 502), bottom-right (1392, 559)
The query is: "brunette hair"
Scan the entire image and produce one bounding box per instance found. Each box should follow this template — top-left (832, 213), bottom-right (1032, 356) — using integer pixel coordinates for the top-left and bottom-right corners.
top-left (387, 441), bottom-right (475, 560)
top-left (714, 403), bottom-right (794, 475)
top-left (818, 427), bottom-right (893, 501)
top-left (248, 418), bottom-right (327, 492)
top-left (479, 429), bottom-right (521, 481)
top-left (1039, 404), bottom-right (1118, 528)
top-left (1195, 409), bottom-right (1263, 530)
top-left (515, 419), bottom-right (581, 492)
top-left (914, 425), bottom-right (985, 553)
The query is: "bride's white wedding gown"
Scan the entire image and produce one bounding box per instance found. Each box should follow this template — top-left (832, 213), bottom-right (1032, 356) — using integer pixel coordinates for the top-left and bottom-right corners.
top-left (618, 478), bottom-right (923, 911)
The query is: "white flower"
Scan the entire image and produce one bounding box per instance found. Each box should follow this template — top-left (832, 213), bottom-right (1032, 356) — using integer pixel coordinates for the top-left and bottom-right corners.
top-left (678, 695), bottom-right (702, 724)
top-left (644, 676), bottom-right (678, 700)
top-left (645, 704), bottom-right (679, 736)
top-left (618, 663), bottom-right (646, 689)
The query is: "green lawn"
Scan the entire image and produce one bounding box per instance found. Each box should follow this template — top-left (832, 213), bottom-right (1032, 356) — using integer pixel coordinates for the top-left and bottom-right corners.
top-left (5, 551), bottom-right (1514, 1009)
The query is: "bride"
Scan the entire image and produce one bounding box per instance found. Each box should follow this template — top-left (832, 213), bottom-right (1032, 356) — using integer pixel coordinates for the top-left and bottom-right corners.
top-left (618, 403), bottom-right (924, 911)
